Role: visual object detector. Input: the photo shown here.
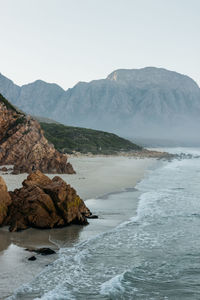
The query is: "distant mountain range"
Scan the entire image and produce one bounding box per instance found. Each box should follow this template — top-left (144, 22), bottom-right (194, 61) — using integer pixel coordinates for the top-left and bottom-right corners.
top-left (1, 67), bottom-right (200, 143)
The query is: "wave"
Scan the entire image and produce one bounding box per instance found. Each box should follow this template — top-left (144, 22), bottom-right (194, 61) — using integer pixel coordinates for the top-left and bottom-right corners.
top-left (8, 148), bottom-right (200, 299)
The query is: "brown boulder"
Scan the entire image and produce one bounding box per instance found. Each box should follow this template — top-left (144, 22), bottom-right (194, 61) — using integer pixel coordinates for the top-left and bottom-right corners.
top-left (0, 167), bottom-right (8, 172)
top-left (23, 170), bottom-right (52, 187)
top-left (6, 171), bottom-right (91, 232)
top-left (0, 176), bottom-right (12, 225)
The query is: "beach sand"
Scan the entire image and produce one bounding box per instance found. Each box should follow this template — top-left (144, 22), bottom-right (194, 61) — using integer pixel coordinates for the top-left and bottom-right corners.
top-left (0, 156), bottom-right (158, 299)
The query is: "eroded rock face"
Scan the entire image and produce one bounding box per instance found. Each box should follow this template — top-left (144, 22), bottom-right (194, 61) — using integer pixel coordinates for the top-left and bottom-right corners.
top-left (4, 170), bottom-right (91, 232)
top-left (0, 94), bottom-right (75, 174)
top-left (0, 176), bottom-right (12, 224)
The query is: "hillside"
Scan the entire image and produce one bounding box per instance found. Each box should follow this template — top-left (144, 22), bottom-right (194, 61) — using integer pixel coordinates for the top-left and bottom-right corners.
top-left (40, 122), bottom-right (142, 154)
top-left (1, 67), bottom-right (200, 142)
top-left (0, 93), bottom-right (74, 174)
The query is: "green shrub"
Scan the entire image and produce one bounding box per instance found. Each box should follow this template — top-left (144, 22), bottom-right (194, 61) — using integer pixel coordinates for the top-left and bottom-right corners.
top-left (40, 122), bottom-right (142, 154)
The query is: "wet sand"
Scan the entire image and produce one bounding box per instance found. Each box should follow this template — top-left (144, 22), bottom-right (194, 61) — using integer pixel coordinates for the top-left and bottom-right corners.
top-left (0, 156), bottom-right (158, 299)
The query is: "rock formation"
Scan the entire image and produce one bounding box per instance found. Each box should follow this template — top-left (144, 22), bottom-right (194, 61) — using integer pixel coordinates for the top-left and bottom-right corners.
top-left (1, 171), bottom-right (92, 232)
top-left (0, 93), bottom-right (75, 174)
top-left (0, 176), bottom-right (12, 225)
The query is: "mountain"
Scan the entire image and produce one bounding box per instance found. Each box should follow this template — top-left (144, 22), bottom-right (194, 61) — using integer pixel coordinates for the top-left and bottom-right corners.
top-left (1, 67), bottom-right (200, 142)
top-left (0, 74), bottom-right (65, 118)
top-left (0, 93), bottom-right (74, 174)
top-left (40, 122), bottom-right (142, 154)
top-left (0, 73), bottom-right (20, 102)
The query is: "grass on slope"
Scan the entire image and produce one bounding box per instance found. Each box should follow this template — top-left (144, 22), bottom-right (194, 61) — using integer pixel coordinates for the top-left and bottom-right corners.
top-left (40, 122), bottom-right (142, 154)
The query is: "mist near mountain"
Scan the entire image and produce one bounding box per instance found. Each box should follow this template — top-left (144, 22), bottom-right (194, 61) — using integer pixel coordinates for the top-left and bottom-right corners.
top-left (1, 67), bottom-right (200, 144)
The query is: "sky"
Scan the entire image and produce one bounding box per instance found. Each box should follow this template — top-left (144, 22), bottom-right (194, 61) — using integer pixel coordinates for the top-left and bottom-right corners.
top-left (0, 0), bottom-right (199, 90)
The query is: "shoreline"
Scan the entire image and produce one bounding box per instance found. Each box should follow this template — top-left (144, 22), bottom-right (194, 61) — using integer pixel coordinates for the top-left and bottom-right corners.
top-left (67, 148), bottom-right (172, 158)
top-left (0, 156), bottom-right (160, 299)
top-left (1, 156), bottom-right (159, 201)
top-left (51, 156), bottom-right (160, 200)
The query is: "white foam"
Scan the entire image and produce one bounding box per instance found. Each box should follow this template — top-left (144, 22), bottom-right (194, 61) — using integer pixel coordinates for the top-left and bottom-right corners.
top-left (100, 272), bottom-right (125, 296)
top-left (9, 148), bottom-right (200, 299)
top-left (35, 287), bottom-right (75, 300)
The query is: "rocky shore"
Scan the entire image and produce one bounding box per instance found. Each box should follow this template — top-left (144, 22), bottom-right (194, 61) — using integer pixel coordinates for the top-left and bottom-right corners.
top-left (0, 170), bottom-right (92, 232)
top-left (0, 156), bottom-right (157, 298)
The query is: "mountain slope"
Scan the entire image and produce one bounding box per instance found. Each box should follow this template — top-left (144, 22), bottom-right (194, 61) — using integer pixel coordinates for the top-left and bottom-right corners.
top-left (1, 67), bottom-right (200, 141)
top-left (40, 122), bottom-right (142, 154)
top-left (0, 73), bottom-right (20, 102)
top-left (0, 73), bottom-right (65, 117)
top-left (0, 93), bottom-right (74, 174)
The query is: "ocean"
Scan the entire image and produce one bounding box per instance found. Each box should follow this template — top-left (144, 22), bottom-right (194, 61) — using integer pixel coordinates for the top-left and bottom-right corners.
top-left (8, 148), bottom-right (200, 300)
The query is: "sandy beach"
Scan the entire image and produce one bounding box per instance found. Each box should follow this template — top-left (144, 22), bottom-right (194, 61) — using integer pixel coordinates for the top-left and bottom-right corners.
top-left (0, 156), bottom-right (158, 299)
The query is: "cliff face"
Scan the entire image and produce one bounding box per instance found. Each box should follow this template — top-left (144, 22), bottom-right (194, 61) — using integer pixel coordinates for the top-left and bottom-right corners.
top-left (0, 94), bottom-right (75, 174)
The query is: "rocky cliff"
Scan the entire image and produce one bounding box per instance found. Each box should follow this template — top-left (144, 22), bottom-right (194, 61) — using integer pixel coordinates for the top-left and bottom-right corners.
top-left (0, 171), bottom-right (91, 232)
top-left (0, 93), bottom-right (75, 174)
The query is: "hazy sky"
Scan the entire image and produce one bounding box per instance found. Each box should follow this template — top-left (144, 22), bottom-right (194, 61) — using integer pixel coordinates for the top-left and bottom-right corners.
top-left (0, 0), bottom-right (199, 89)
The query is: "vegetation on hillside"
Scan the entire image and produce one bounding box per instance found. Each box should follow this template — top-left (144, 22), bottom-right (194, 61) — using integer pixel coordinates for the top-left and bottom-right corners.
top-left (40, 122), bottom-right (142, 154)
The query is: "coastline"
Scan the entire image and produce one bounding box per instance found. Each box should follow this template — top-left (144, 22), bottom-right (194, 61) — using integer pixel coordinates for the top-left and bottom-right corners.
top-left (0, 156), bottom-right (160, 299)
top-left (1, 156), bottom-right (159, 200)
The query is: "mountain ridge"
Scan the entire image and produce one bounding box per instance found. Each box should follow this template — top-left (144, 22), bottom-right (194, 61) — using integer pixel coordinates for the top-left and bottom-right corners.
top-left (1, 67), bottom-right (200, 142)
top-left (1, 67), bottom-right (199, 90)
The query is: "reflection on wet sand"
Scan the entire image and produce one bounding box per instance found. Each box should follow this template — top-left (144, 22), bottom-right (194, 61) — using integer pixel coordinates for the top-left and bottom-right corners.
top-left (0, 225), bottom-right (85, 252)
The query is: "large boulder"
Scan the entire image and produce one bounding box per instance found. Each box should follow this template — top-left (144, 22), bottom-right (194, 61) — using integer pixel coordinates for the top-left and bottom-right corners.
top-left (4, 171), bottom-right (91, 232)
top-left (0, 176), bottom-right (12, 225)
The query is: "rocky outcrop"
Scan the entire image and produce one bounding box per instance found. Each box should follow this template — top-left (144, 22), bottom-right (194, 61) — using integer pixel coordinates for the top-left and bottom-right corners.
top-left (2, 170), bottom-right (91, 232)
top-left (0, 93), bottom-right (75, 174)
top-left (0, 176), bottom-right (12, 224)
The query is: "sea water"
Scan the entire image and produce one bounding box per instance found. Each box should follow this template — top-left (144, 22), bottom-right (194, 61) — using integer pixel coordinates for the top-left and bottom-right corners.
top-left (8, 148), bottom-right (200, 300)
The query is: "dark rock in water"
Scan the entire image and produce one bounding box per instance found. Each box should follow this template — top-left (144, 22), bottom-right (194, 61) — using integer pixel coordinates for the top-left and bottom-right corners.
top-left (87, 215), bottom-right (98, 219)
top-left (1, 170), bottom-right (91, 232)
top-left (34, 248), bottom-right (56, 255)
top-left (26, 247), bottom-right (56, 255)
top-left (28, 256), bottom-right (36, 261)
